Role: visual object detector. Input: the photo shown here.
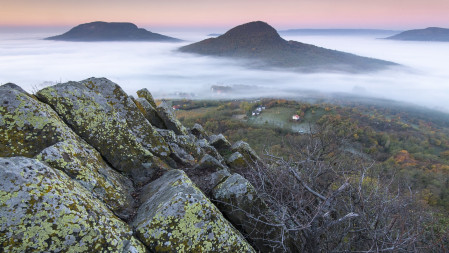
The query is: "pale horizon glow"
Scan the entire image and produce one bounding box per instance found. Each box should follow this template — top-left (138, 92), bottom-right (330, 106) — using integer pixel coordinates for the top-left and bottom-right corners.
top-left (1, 0), bottom-right (449, 30)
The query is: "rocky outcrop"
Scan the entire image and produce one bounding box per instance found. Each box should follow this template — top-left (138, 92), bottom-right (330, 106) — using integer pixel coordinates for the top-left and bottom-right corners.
top-left (197, 138), bottom-right (224, 162)
top-left (231, 140), bottom-right (262, 165)
top-left (157, 101), bottom-right (189, 135)
top-left (36, 81), bottom-right (169, 185)
top-left (227, 151), bottom-right (247, 170)
top-left (82, 78), bottom-right (171, 158)
top-left (0, 157), bottom-right (147, 252)
top-left (136, 88), bottom-right (158, 108)
top-left (132, 170), bottom-right (255, 252)
top-left (133, 96), bottom-right (166, 129)
top-left (209, 134), bottom-right (233, 157)
top-left (1, 78), bottom-right (296, 252)
top-left (36, 139), bottom-right (135, 220)
top-left (1, 86), bottom-right (76, 158)
top-left (190, 123), bottom-right (208, 139)
top-left (213, 174), bottom-right (297, 252)
top-left (0, 85), bottom-right (134, 219)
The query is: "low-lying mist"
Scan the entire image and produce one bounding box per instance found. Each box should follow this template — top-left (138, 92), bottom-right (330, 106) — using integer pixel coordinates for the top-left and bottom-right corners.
top-left (1, 31), bottom-right (449, 111)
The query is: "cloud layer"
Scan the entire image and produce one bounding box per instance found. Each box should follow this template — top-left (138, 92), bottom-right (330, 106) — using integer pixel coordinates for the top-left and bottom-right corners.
top-left (1, 31), bottom-right (449, 111)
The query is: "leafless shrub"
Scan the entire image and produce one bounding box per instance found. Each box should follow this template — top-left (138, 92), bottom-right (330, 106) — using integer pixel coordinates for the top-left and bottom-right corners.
top-left (233, 119), bottom-right (429, 252)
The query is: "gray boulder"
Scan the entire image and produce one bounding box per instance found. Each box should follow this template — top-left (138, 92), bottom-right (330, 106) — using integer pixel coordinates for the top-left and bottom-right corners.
top-left (132, 96), bottom-right (166, 129)
top-left (132, 169), bottom-right (255, 252)
top-left (231, 140), bottom-right (262, 165)
top-left (0, 157), bottom-right (147, 252)
top-left (213, 174), bottom-right (297, 252)
top-left (1, 83), bottom-right (30, 95)
top-left (196, 138), bottom-right (224, 163)
top-left (1, 87), bottom-right (75, 157)
top-left (186, 154), bottom-right (230, 194)
top-left (190, 123), bottom-right (208, 139)
top-left (209, 134), bottom-right (233, 157)
top-left (156, 101), bottom-right (188, 135)
top-left (0, 83), bottom-right (135, 219)
top-left (136, 88), bottom-right (157, 109)
top-left (227, 152), bottom-right (247, 171)
top-left (36, 139), bottom-right (135, 220)
top-left (36, 81), bottom-right (169, 185)
top-left (81, 77), bottom-right (171, 157)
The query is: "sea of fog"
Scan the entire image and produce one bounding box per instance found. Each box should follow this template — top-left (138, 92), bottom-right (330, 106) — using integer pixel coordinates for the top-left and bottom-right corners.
top-left (1, 30), bottom-right (449, 111)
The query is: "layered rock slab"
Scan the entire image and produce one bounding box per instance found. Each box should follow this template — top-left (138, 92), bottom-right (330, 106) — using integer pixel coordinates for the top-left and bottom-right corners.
top-left (0, 157), bottom-right (147, 252)
top-left (132, 169), bottom-right (255, 252)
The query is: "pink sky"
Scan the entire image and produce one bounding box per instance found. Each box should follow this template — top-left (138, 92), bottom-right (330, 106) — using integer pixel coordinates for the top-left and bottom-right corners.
top-left (1, 0), bottom-right (448, 30)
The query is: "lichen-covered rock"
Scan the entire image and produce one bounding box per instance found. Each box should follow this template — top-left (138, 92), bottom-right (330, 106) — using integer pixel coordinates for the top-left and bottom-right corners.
top-left (1, 83), bottom-right (30, 95)
top-left (209, 134), bottom-right (232, 157)
top-left (190, 123), bottom-right (208, 139)
top-left (36, 139), bottom-right (135, 220)
top-left (196, 139), bottom-right (224, 162)
top-left (227, 152), bottom-right (247, 170)
top-left (213, 173), bottom-right (297, 252)
top-left (0, 157), bottom-right (147, 253)
top-left (196, 154), bottom-right (227, 171)
top-left (156, 101), bottom-right (188, 135)
top-left (82, 78), bottom-right (170, 157)
top-left (36, 81), bottom-right (168, 184)
top-left (157, 129), bottom-right (206, 166)
top-left (231, 141), bottom-right (262, 165)
top-left (0, 87), bottom-right (76, 157)
top-left (176, 134), bottom-right (203, 159)
top-left (186, 154), bottom-right (230, 194)
top-left (169, 142), bottom-right (196, 166)
top-left (132, 169), bottom-right (255, 253)
top-left (1, 85), bottom-right (136, 219)
top-left (210, 169), bottom-right (232, 189)
top-left (133, 96), bottom-right (166, 129)
top-left (137, 88), bottom-right (157, 109)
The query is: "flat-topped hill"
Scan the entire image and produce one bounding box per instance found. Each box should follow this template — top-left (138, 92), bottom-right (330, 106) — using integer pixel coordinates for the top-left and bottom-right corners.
top-left (45, 21), bottom-right (181, 42)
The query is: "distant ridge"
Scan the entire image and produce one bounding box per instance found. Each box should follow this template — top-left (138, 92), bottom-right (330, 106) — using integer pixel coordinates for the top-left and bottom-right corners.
top-left (279, 29), bottom-right (401, 36)
top-left (180, 21), bottom-right (397, 73)
top-left (385, 27), bottom-right (449, 42)
top-left (45, 21), bottom-right (181, 42)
